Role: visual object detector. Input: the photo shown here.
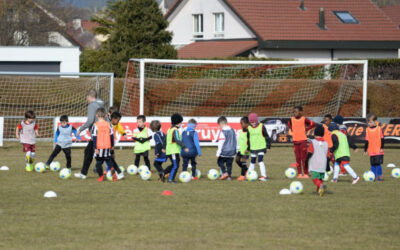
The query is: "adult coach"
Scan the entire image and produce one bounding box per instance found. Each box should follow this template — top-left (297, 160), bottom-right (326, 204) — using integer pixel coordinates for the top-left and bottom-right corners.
top-left (74, 89), bottom-right (106, 179)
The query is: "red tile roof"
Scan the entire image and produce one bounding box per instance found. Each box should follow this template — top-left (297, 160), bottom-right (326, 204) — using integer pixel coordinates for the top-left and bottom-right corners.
top-left (225, 0), bottom-right (400, 41)
top-left (81, 20), bottom-right (100, 32)
top-left (380, 5), bottom-right (400, 28)
top-left (178, 40), bottom-right (258, 58)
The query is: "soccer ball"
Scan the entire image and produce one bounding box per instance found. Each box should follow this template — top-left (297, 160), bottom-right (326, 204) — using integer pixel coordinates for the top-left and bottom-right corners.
top-left (106, 171), bottom-right (114, 181)
top-left (195, 169), bottom-right (201, 178)
top-left (290, 181), bottom-right (303, 194)
top-left (127, 165), bottom-right (138, 175)
top-left (391, 168), bottom-right (400, 179)
top-left (179, 171), bottom-right (192, 183)
top-left (285, 168), bottom-right (296, 179)
top-left (59, 168), bottom-right (71, 179)
top-left (50, 161), bottom-right (61, 172)
top-left (138, 165), bottom-right (149, 174)
top-left (119, 166), bottom-right (125, 173)
top-left (34, 162), bottom-right (46, 173)
top-left (363, 170), bottom-right (375, 182)
top-left (246, 170), bottom-right (258, 181)
top-left (207, 169), bottom-right (219, 180)
top-left (140, 169), bottom-right (152, 180)
top-left (387, 163), bottom-right (396, 168)
top-left (323, 173), bottom-right (330, 182)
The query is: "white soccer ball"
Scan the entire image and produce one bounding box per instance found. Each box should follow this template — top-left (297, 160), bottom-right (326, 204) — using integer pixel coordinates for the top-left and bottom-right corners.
top-left (127, 165), bottom-right (138, 175)
top-left (290, 181), bottom-right (303, 194)
top-left (34, 162), bottom-right (46, 173)
top-left (179, 171), bottom-right (192, 183)
top-left (59, 168), bottom-right (71, 179)
top-left (140, 169), bottom-right (152, 180)
top-left (138, 165), bottom-right (149, 174)
top-left (391, 168), bottom-right (400, 179)
top-left (195, 169), bottom-right (201, 178)
top-left (207, 169), bottom-right (219, 180)
top-left (363, 170), bottom-right (375, 182)
top-left (50, 161), bottom-right (61, 172)
top-left (285, 168), bottom-right (296, 179)
top-left (106, 171), bottom-right (114, 181)
top-left (387, 163), bottom-right (396, 168)
top-left (323, 173), bottom-right (330, 182)
top-left (246, 170), bottom-right (258, 181)
top-left (119, 166), bottom-right (125, 173)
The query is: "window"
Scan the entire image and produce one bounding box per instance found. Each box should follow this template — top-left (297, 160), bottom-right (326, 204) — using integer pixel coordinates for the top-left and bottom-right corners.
top-left (214, 13), bottom-right (224, 37)
top-left (333, 11), bottom-right (359, 24)
top-left (193, 14), bottom-right (203, 38)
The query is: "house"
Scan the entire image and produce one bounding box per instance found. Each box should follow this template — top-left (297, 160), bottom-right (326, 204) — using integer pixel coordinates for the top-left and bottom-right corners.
top-left (165, 0), bottom-right (400, 59)
top-left (66, 19), bottom-right (103, 49)
top-left (380, 5), bottom-right (400, 28)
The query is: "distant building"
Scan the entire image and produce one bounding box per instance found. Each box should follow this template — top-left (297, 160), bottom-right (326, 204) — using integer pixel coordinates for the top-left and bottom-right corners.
top-left (66, 19), bottom-right (103, 49)
top-left (165, 0), bottom-right (400, 59)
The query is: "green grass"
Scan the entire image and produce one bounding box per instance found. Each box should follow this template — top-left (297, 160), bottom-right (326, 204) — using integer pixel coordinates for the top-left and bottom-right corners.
top-left (0, 142), bottom-right (399, 249)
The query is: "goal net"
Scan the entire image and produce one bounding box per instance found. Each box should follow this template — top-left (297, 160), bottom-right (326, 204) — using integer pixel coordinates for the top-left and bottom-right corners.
top-left (121, 59), bottom-right (368, 118)
top-left (0, 72), bottom-right (114, 140)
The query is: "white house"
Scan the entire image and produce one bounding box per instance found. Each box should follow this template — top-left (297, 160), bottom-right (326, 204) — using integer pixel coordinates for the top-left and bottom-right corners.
top-left (165, 0), bottom-right (400, 59)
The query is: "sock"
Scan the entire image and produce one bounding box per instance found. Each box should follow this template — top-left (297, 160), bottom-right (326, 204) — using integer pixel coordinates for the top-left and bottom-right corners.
top-left (371, 165), bottom-right (377, 177)
top-left (227, 166), bottom-right (232, 176)
top-left (313, 178), bottom-right (321, 191)
top-left (259, 161), bottom-right (266, 178)
top-left (105, 161), bottom-right (111, 172)
top-left (333, 162), bottom-right (340, 180)
top-left (25, 152), bottom-right (30, 163)
top-left (344, 164), bottom-right (357, 179)
top-left (30, 152), bottom-right (35, 164)
top-left (241, 162), bottom-right (248, 176)
top-left (169, 158), bottom-right (178, 181)
top-left (248, 163), bottom-right (255, 172)
top-left (377, 165), bottom-right (382, 177)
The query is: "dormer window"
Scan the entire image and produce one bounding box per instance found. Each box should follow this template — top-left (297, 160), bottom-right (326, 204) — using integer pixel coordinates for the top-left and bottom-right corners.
top-left (193, 14), bottom-right (203, 38)
top-left (333, 11), bottom-right (359, 24)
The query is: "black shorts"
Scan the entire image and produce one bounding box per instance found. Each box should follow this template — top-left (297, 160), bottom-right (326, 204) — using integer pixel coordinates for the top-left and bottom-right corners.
top-left (136, 151), bottom-right (149, 157)
top-left (370, 155), bottom-right (384, 166)
top-left (236, 152), bottom-right (249, 160)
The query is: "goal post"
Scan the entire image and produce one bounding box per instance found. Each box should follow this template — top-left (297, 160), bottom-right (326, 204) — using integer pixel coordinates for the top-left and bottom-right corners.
top-left (121, 59), bottom-right (368, 118)
top-left (0, 71), bottom-right (114, 141)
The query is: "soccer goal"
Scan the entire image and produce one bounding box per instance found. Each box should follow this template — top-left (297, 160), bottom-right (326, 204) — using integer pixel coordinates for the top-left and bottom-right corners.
top-left (121, 59), bottom-right (368, 118)
top-left (0, 72), bottom-right (114, 141)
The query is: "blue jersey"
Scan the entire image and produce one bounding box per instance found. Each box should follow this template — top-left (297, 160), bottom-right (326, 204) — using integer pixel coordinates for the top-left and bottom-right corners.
top-left (153, 131), bottom-right (167, 162)
top-left (181, 126), bottom-right (201, 158)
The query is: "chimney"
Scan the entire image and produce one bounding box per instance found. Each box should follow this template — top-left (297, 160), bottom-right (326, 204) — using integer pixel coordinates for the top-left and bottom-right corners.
top-left (299, 0), bottom-right (305, 11)
top-left (318, 8), bottom-right (326, 30)
top-left (72, 19), bottom-right (82, 30)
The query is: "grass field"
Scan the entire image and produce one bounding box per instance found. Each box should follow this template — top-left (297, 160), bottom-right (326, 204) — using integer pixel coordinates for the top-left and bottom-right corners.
top-left (0, 142), bottom-right (399, 249)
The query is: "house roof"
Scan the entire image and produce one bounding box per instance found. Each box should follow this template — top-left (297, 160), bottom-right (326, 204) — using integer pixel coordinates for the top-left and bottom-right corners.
top-left (178, 39), bottom-right (258, 58)
top-left (380, 5), bottom-right (400, 28)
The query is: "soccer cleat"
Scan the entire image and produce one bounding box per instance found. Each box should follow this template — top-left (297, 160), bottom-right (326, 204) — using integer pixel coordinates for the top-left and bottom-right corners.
top-left (97, 176), bottom-right (105, 182)
top-left (352, 176), bottom-right (360, 184)
top-left (297, 174), bottom-right (304, 179)
top-left (74, 173), bottom-right (87, 179)
top-left (164, 173), bottom-right (170, 179)
top-left (339, 172), bottom-right (347, 177)
top-left (319, 184), bottom-right (325, 197)
top-left (237, 175), bottom-right (246, 181)
top-left (227, 177), bottom-right (232, 181)
top-left (192, 177), bottom-right (198, 181)
top-left (112, 172), bottom-right (117, 182)
top-left (331, 179), bottom-right (337, 183)
top-left (376, 176), bottom-right (383, 181)
top-left (303, 174), bottom-right (310, 179)
top-left (159, 173), bottom-right (165, 182)
top-left (117, 172), bottom-right (124, 180)
top-left (45, 164), bottom-right (50, 170)
top-left (259, 176), bottom-right (267, 182)
top-left (167, 179), bottom-right (177, 184)
top-left (220, 173), bottom-right (229, 180)
top-left (25, 164), bottom-right (34, 172)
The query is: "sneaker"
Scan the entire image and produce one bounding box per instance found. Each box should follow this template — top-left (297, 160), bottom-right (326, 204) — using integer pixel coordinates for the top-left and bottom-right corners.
top-left (45, 164), bottom-right (50, 170)
top-left (259, 176), bottom-right (267, 182)
top-left (192, 177), bottom-right (198, 181)
top-left (237, 175), bottom-right (246, 181)
top-left (352, 176), bottom-right (360, 184)
top-left (331, 179), bottom-right (337, 183)
top-left (117, 172), bottom-right (124, 180)
top-left (74, 173), bottom-right (87, 179)
top-left (227, 177), bottom-right (232, 181)
top-left (167, 179), bottom-right (177, 184)
top-left (25, 164), bottom-right (34, 172)
top-left (303, 174), bottom-right (310, 179)
top-left (297, 174), bottom-right (304, 179)
top-left (112, 173), bottom-right (117, 182)
top-left (339, 173), bottom-right (347, 176)
top-left (319, 184), bottom-right (325, 197)
top-left (220, 173), bottom-right (229, 180)
top-left (97, 176), bottom-right (104, 182)
top-left (159, 173), bottom-right (165, 182)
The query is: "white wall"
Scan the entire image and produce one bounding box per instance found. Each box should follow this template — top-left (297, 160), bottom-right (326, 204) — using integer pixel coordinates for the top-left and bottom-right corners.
top-left (0, 46), bottom-right (80, 72)
top-left (333, 50), bottom-right (398, 59)
top-left (167, 0), bottom-right (255, 47)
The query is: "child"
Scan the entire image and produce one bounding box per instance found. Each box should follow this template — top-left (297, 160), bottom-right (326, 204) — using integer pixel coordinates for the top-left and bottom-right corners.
top-left (150, 120), bottom-right (168, 182)
top-left (181, 119), bottom-right (202, 180)
top-left (306, 125), bottom-right (329, 197)
top-left (288, 106), bottom-right (316, 178)
top-left (236, 116), bottom-right (250, 181)
top-left (247, 113), bottom-right (271, 181)
top-left (92, 108), bottom-right (123, 182)
top-left (165, 113), bottom-right (187, 183)
top-left (133, 115), bottom-right (152, 170)
top-left (45, 115), bottom-right (80, 170)
top-left (16, 110), bottom-right (39, 172)
top-left (216, 116), bottom-right (237, 181)
top-left (364, 114), bottom-right (384, 181)
top-left (106, 111), bottom-right (126, 179)
top-left (323, 114), bottom-right (333, 149)
top-left (329, 122), bottom-right (360, 184)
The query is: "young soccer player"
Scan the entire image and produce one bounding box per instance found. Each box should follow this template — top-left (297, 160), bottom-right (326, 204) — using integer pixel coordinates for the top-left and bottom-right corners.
top-left (329, 122), bottom-right (360, 184)
top-left (288, 106), bottom-right (316, 178)
top-left (45, 115), bottom-right (80, 169)
top-left (92, 108), bottom-right (123, 182)
top-left (236, 116), bottom-right (250, 181)
top-left (150, 120), bottom-right (168, 182)
top-left (216, 116), bottom-right (237, 181)
top-left (364, 114), bottom-right (384, 181)
top-left (165, 113), bottom-right (187, 183)
top-left (306, 125), bottom-right (329, 197)
top-left (247, 113), bottom-right (271, 181)
top-left (16, 110), bottom-right (39, 171)
top-left (181, 119), bottom-right (202, 180)
top-left (133, 115), bottom-right (152, 170)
